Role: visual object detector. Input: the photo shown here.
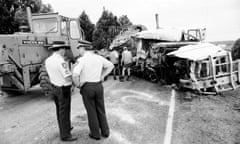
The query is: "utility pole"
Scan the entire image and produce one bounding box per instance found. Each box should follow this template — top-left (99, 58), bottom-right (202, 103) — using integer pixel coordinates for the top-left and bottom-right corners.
top-left (0, 76), bottom-right (3, 97)
top-left (0, 43), bottom-right (3, 96)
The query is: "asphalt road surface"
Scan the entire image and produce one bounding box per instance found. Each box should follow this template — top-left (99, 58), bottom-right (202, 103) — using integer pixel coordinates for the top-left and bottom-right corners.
top-left (0, 77), bottom-right (172, 144)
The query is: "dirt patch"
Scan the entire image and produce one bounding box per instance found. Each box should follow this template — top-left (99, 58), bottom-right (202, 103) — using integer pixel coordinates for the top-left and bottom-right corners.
top-left (172, 89), bottom-right (240, 144)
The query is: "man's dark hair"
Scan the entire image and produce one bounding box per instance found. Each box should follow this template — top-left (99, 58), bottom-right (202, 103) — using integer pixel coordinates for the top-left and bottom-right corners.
top-left (51, 47), bottom-right (63, 52)
top-left (52, 46), bottom-right (69, 52)
top-left (50, 41), bottom-right (70, 51)
top-left (136, 26), bottom-right (142, 32)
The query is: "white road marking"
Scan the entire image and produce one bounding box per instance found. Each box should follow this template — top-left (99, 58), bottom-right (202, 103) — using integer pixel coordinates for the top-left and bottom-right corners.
top-left (113, 89), bottom-right (154, 99)
top-left (122, 95), bottom-right (169, 106)
top-left (109, 107), bottom-right (136, 124)
top-left (164, 89), bottom-right (176, 144)
top-left (113, 89), bottom-right (170, 106)
top-left (4, 128), bottom-right (12, 133)
top-left (111, 130), bottom-right (132, 144)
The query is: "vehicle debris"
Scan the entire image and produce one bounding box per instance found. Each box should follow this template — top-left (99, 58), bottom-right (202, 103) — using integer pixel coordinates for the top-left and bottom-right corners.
top-left (168, 43), bottom-right (240, 95)
top-left (110, 27), bottom-right (240, 95)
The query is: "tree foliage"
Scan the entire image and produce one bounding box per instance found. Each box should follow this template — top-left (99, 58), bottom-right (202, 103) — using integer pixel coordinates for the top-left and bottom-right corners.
top-left (41, 3), bottom-right (53, 13)
top-left (92, 10), bottom-right (121, 50)
top-left (232, 38), bottom-right (240, 60)
top-left (0, 1), bottom-right (18, 33)
top-left (0, 0), bottom-right (53, 34)
top-left (119, 15), bottom-right (132, 31)
top-left (79, 11), bottom-right (95, 42)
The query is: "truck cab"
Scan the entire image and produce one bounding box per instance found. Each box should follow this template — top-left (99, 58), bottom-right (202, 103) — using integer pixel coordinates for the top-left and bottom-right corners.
top-left (185, 28), bottom-right (206, 42)
top-left (31, 13), bottom-right (85, 58)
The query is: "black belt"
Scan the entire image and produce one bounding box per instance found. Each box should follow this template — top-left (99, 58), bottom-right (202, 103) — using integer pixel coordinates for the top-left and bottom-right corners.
top-left (85, 81), bottom-right (101, 84)
top-left (51, 84), bottom-right (71, 89)
top-left (82, 81), bottom-right (101, 88)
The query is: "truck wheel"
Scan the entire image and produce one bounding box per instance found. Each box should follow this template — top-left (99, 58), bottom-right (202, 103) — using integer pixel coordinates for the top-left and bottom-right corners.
top-left (232, 38), bottom-right (240, 60)
top-left (39, 64), bottom-right (53, 99)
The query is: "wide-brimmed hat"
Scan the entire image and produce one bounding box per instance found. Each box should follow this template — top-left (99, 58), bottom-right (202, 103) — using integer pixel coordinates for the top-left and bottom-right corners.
top-left (49, 41), bottom-right (70, 50)
top-left (77, 40), bottom-right (92, 50)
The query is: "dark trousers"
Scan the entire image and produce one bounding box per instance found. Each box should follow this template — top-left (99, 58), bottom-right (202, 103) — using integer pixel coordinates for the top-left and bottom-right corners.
top-left (80, 82), bottom-right (109, 138)
top-left (52, 85), bottom-right (71, 138)
top-left (113, 64), bottom-right (120, 78)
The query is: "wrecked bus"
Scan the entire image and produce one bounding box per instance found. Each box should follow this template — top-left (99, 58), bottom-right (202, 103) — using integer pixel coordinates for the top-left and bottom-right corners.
top-left (168, 43), bottom-right (240, 95)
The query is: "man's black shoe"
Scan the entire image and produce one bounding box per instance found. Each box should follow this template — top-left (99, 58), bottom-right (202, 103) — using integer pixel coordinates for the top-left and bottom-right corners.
top-left (89, 134), bottom-right (100, 140)
top-left (119, 77), bottom-right (124, 82)
top-left (102, 134), bottom-right (110, 138)
top-left (61, 136), bottom-right (78, 141)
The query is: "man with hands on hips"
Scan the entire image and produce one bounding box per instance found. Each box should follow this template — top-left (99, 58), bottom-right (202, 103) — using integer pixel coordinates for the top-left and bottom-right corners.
top-left (72, 42), bottom-right (114, 140)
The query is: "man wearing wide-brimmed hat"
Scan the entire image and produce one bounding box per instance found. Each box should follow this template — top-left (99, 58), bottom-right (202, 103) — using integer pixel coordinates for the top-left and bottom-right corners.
top-left (72, 42), bottom-right (114, 140)
top-left (45, 41), bottom-right (77, 142)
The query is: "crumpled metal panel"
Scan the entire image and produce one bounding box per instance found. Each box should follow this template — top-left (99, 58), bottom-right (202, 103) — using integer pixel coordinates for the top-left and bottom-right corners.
top-left (134, 28), bottom-right (183, 41)
top-left (167, 43), bottom-right (227, 61)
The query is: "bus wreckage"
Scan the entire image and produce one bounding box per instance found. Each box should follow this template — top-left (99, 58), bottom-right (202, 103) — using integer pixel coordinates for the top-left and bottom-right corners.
top-left (168, 43), bottom-right (240, 95)
top-left (110, 27), bottom-right (240, 95)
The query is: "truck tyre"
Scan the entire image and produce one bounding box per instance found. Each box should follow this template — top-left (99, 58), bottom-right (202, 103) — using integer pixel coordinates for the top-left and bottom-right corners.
top-left (39, 63), bottom-right (53, 99)
top-left (232, 38), bottom-right (240, 60)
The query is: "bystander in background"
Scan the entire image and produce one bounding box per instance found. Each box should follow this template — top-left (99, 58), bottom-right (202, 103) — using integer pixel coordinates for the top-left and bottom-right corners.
top-left (121, 47), bottom-right (133, 81)
top-left (109, 49), bottom-right (120, 80)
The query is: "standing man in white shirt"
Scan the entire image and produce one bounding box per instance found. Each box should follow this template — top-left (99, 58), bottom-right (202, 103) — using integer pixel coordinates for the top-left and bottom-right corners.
top-left (121, 47), bottom-right (133, 81)
top-left (72, 43), bottom-right (114, 140)
top-left (45, 41), bottom-right (77, 142)
top-left (109, 49), bottom-right (120, 80)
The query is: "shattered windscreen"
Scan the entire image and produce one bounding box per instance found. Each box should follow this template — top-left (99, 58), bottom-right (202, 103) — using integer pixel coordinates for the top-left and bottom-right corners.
top-left (32, 18), bottom-right (58, 33)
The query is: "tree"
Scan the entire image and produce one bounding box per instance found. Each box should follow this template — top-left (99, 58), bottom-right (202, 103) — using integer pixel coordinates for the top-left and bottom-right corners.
top-left (92, 10), bottom-right (121, 50)
top-left (0, 0), bottom-right (53, 34)
top-left (14, 1), bottom-right (53, 25)
top-left (79, 11), bottom-right (95, 42)
top-left (232, 38), bottom-right (240, 60)
top-left (0, 1), bottom-right (19, 33)
top-left (119, 15), bottom-right (132, 31)
top-left (41, 3), bottom-right (53, 13)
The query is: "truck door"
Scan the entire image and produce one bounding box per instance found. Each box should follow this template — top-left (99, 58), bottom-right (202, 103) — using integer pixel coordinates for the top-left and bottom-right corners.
top-left (69, 19), bottom-right (84, 59)
top-left (210, 52), bottom-right (240, 93)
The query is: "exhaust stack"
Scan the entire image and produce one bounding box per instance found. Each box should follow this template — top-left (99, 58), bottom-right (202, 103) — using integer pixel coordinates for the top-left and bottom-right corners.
top-left (26, 7), bottom-right (33, 32)
top-left (155, 14), bottom-right (160, 29)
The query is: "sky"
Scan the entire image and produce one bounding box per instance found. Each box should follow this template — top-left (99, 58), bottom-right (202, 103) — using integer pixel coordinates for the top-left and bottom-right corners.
top-left (42, 0), bottom-right (240, 41)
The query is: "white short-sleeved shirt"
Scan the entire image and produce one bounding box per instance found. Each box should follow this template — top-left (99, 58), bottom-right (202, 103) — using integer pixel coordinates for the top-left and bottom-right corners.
top-left (45, 53), bottom-right (72, 87)
top-left (109, 50), bottom-right (119, 64)
top-left (73, 52), bottom-right (113, 84)
top-left (122, 50), bottom-right (133, 64)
